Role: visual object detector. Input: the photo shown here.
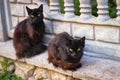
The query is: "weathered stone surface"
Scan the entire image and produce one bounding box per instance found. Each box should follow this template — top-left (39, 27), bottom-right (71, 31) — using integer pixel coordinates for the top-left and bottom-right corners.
top-left (33, 68), bottom-right (50, 80)
top-left (44, 19), bottom-right (53, 33)
top-left (28, 76), bottom-right (35, 80)
top-left (72, 23), bottom-right (94, 39)
top-left (43, 34), bottom-right (54, 44)
top-left (7, 63), bottom-right (15, 73)
top-left (10, 4), bottom-right (25, 16)
top-left (17, 0), bottom-right (32, 4)
top-left (72, 23), bottom-right (94, 40)
top-left (18, 17), bottom-right (27, 22)
top-left (73, 55), bottom-right (120, 80)
top-left (84, 40), bottom-right (120, 57)
top-left (15, 61), bottom-right (35, 75)
top-left (0, 40), bottom-right (16, 60)
top-left (10, 0), bottom-right (16, 2)
top-left (14, 61), bottom-right (35, 79)
top-left (66, 76), bottom-right (74, 80)
top-left (0, 12), bottom-right (4, 41)
top-left (11, 16), bottom-right (18, 28)
top-left (8, 29), bottom-right (14, 38)
top-left (50, 71), bottom-right (67, 80)
top-left (53, 21), bottom-right (71, 35)
top-left (95, 26), bottom-right (119, 43)
top-left (15, 65), bottom-right (27, 80)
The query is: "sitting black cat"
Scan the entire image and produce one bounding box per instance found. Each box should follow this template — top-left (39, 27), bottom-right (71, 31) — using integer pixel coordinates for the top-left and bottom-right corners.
top-left (13, 4), bottom-right (47, 59)
top-left (48, 32), bottom-right (85, 71)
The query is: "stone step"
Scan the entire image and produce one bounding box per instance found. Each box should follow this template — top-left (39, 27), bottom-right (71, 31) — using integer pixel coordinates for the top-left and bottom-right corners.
top-left (0, 40), bottom-right (120, 80)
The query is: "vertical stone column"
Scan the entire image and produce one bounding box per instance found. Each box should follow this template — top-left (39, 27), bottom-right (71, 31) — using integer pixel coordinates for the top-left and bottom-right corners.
top-left (97, 0), bottom-right (110, 21)
top-left (79, 0), bottom-right (91, 20)
top-left (64, 0), bottom-right (75, 18)
top-left (49, 0), bottom-right (60, 15)
top-left (0, 0), bottom-right (12, 41)
top-left (116, 0), bottom-right (120, 21)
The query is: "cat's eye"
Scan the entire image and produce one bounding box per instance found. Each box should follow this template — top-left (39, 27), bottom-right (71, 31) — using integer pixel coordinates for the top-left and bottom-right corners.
top-left (77, 48), bottom-right (81, 51)
top-left (31, 15), bottom-right (34, 18)
top-left (38, 14), bottom-right (40, 16)
top-left (69, 48), bottom-right (73, 52)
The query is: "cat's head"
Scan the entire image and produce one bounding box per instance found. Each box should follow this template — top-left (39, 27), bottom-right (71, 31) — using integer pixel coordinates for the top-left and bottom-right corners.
top-left (26, 4), bottom-right (43, 23)
top-left (65, 37), bottom-right (85, 58)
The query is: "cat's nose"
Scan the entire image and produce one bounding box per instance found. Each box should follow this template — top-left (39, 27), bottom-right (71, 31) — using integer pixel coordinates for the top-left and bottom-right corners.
top-left (71, 53), bottom-right (76, 57)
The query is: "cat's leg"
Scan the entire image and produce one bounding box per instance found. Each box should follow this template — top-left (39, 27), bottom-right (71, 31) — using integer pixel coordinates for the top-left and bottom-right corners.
top-left (14, 37), bottom-right (32, 58)
top-left (48, 44), bottom-right (59, 63)
top-left (27, 43), bottom-right (47, 57)
top-left (66, 62), bottom-right (81, 71)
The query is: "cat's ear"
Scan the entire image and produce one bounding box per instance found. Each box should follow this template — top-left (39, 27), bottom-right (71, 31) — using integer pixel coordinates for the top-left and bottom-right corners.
top-left (39, 4), bottom-right (43, 12)
top-left (81, 36), bottom-right (85, 42)
top-left (80, 36), bottom-right (85, 47)
top-left (26, 6), bottom-right (32, 15)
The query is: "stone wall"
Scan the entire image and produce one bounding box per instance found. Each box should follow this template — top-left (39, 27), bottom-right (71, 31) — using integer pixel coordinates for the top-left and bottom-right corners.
top-left (0, 56), bottom-right (80, 80)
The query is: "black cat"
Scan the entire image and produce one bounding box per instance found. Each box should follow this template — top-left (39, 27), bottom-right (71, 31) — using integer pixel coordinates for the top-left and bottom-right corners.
top-left (13, 4), bottom-right (47, 59)
top-left (48, 32), bottom-right (85, 71)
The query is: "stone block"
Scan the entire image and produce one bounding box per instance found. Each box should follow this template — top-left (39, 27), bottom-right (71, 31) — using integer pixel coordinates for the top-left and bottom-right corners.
top-left (95, 26), bottom-right (119, 43)
top-left (43, 34), bottom-right (54, 44)
top-left (15, 61), bottom-right (35, 79)
top-left (84, 40), bottom-right (120, 57)
top-left (10, 0), bottom-right (16, 2)
top-left (72, 23), bottom-right (94, 40)
top-left (10, 4), bottom-right (25, 16)
top-left (33, 68), bottom-right (50, 80)
top-left (0, 12), bottom-right (4, 41)
top-left (0, 40), bottom-right (16, 60)
top-left (17, 0), bottom-right (32, 4)
top-left (44, 19), bottom-right (53, 33)
top-left (18, 17), bottom-right (27, 22)
top-left (50, 71), bottom-right (67, 80)
top-left (53, 21), bottom-right (72, 35)
top-left (11, 16), bottom-right (18, 28)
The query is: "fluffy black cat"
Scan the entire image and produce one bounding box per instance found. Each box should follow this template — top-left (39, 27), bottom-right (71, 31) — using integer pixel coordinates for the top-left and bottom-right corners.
top-left (48, 32), bottom-right (85, 71)
top-left (13, 4), bottom-right (47, 59)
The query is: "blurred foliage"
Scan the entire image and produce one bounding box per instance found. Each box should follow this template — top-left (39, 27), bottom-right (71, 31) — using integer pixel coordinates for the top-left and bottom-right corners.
top-left (0, 58), bottom-right (23, 80)
top-left (46, 0), bottom-right (117, 18)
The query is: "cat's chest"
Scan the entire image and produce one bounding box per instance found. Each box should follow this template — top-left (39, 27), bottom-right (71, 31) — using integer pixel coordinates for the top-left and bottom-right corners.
top-left (27, 26), bottom-right (44, 37)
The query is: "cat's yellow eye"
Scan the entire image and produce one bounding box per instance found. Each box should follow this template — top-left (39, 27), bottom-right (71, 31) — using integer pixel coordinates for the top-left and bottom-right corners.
top-left (77, 48), bottom-right (81, 51)
top-left (31, 15), bottom-right (34, 18)
top-left (38, 14), bottom-right (40, 16)
top-left (69, 48), bottom-right (73, 52)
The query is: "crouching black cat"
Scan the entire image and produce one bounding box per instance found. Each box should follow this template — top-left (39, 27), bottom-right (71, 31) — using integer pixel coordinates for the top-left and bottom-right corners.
top-left (48, 32), bottom-right (85, 71)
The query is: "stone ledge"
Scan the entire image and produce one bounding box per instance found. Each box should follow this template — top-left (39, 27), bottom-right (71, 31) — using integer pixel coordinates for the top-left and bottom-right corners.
top-left (0, 40), bottom-right (120, 80)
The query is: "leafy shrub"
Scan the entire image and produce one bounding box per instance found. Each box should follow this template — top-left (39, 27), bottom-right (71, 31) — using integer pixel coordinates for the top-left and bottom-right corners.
top-left (0, 58), bottom-right (23, 80)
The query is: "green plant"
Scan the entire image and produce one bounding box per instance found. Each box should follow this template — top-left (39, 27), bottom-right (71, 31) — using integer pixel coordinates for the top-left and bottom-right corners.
top-left (0, 58), bottom-right (23, 80)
